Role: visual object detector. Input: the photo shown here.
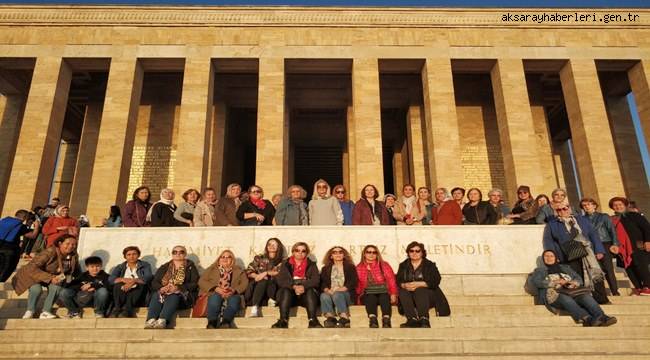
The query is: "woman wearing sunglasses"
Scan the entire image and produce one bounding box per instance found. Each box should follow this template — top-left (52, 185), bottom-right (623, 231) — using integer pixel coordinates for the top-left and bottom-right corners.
top-left (199, 250), bottom-right (248, 329)
top-left (308, 179), bottom-right (344, 225)
top-left (144, 246), bottom-right (199, 329)
top-left (319, 246), bottom-right (358, 328)
top-left (272, 242), bottom-right (322, 328)
top-left (355, 245), bottom-right (398, 328)
top-left (396, 241), bottom-right (450, 328)
top-left (236, 185), bottom-right (275, 226)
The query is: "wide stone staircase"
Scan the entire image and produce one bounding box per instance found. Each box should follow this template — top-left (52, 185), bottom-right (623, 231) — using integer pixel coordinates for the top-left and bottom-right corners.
top-left (1, 278), bottom-right (649, 359)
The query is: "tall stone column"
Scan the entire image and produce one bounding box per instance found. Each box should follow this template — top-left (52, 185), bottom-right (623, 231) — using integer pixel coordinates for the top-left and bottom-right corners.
top-left (407, 105), bottom-right (427, 189)
top-left (628, 60), bottom-right (650, 159)
top-left (559, 59), bottom-right (624, 210)
top-left (208, 102), bottom-right (226, 193)
top-left (1, 57), bottom-right (72, 216)
top-left (490, 59), bottom-right (544, 197)
top-left (345, 105), bottom-right (356, 197)
top-left (69, 102), bottom-right (103, 216)
top-left (421, 58), bottom-right (463, 190)
top-left (255, 58), bottom-right (287, 197)
top-left (0, 95), bottom-right (25, 211)
top-left (174, 55), bottom-right (214, 193)
top-left (85, 57), bottom-right (144, 225)
top-left (350, 58), bottom-right (384, 199)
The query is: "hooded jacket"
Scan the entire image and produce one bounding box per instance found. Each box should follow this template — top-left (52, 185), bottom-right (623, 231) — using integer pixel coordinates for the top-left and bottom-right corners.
top-left (308, 180), bottom-right (344, 225)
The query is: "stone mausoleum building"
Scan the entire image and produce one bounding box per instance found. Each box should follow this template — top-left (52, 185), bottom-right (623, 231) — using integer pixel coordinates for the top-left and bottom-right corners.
top-left (0, 5), bottom-right (649, 225)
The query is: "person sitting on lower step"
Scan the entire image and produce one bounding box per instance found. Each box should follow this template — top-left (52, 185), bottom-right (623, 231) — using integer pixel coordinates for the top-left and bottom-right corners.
top-left (530, 250), bottom-right (617, 327)
top-left (245, 237), bottom-right (286, 317)
top-left (144, 245), bottom-right (199, 329)
top-left (59, 256), bottom-right (111, 318)
top-left (272, 242), bottom-right (322, 328)
top-left (356, 244), bottom-right (398, 328)
top-left (319, 246), bottom-right (358, 328)
top-left (109, 246), bottom-right (153, 318)
top-left (198, 249), bottom-right (248, 329)
top-left (397, 241), bottom-right (451, 328)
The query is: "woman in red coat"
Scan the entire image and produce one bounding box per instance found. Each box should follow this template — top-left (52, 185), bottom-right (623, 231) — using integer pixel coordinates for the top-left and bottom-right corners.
top-left (431, 187), bottom-right (462, 225)
top-left (42, 205), bottom-right (79, 247)
top-left (352, 184), bottom-right (390, 225)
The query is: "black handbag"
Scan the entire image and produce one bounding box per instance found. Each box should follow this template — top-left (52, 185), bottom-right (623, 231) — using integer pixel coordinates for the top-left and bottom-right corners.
top-left (560, 240), bottom-right (588, 262)
top-left (557, 286), bottom-right (592, 298)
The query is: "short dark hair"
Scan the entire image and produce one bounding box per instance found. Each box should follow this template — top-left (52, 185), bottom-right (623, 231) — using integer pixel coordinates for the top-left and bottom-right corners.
top-left (360, 184), bottom-right (380, 200)
top-left (609, 197), bottom-right (629, 210)
top-left (467, 187), bottom-right (483, 201)
top-left (579, 197), bottom-right (598, 209)
top-left (54, 234), bottom-right (77, 247)
top-left (132, 186), bottom-right (151, 202)
top-left (182, 188), bottom-right (201, 202)
top-left (84, 256), bottom-right (103, 266)
top-left (122, 246), bottom-right (141, 257)
top-left (406, 241), bottom-right (427, 258)
top-left (451, 187), bottom-right (466, 196)
top-left (14, 209), bottom-right (30, 220)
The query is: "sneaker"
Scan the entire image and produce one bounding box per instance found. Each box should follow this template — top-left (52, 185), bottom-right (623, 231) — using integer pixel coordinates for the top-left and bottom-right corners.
top-left (640, 288), bottom-right (650, 296)
top-left (94, 313), bottom-right (104, 318)
top-left (419, 317), bottom-right (431, 328)
top-left (144, 318), bottom-right (157, 329)
top-left (267, 299), bottom-right (276, 307)
top-left (400, 318), bottom-right (420, 328)
top-left (369, 316), bottom-right (379, 328)
top-left (323, 316), bottom-right (338, 328)
top-left (39, 311), bottom-right (58, 319)
top-left (599, 316), bottom-right (618, 327)
top-left (67, 312), bottom-right (82, 319)
top-left (153, 319), bottom-right (167, 329)
top-left (631, 288), bottom-right (642, 296)
top-left (337, 317), bottom-right (351, 328)
top-left (308, 318), bottom-right (323, 328)
top-left (249, 306), bottom-right (261, 318)
top-left (271, 319), bottom-right (288, 328)
top-left (381, 316), bottom-right (392, 328)
top-left (22, 310), bottom-right (34, 319)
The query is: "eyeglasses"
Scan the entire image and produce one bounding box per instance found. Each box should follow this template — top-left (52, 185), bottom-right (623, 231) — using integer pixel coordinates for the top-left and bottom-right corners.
top-left (365, 250), bottom-right (378, 255)
top-left (172, 250), bottom-right (186, 255)
top-left (557, 207), bottom-right (570, 211)
top-left (409, 249), bottom-right (422, 253)
top-left (335, 191), bottom-right (345, 194)
top-left (293, 249), bottom-right (307, 254)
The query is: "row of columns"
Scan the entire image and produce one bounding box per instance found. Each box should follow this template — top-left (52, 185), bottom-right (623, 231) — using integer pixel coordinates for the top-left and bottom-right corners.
top-left (1, 56), bottom-right (647, 225)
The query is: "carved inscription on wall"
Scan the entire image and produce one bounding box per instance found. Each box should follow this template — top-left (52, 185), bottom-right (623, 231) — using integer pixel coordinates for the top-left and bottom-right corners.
top-left (128, 145), bottom-right (176, 200)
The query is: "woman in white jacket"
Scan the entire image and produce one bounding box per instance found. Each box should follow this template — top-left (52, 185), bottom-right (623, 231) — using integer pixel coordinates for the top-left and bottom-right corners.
top-left (308, 179), bottom-right (343, 225)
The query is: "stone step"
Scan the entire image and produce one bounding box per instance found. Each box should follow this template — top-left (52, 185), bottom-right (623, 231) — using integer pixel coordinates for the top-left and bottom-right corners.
top-left (0, 338), bottom-right (647, 358)
top-left (2, 314), bottom-right (649, 329)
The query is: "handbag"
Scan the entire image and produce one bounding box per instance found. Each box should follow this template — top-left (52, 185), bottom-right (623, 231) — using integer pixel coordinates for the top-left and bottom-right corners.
top-left (557, 286), bottom-right (592, 298)
top-left (191, 293), bottom-right (209, 318)
top-left (560, 240), bottom-right (588, 262)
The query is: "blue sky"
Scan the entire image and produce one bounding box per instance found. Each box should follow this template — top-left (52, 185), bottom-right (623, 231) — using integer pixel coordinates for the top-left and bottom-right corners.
top-left (8, 0), bottom-right (650, 7)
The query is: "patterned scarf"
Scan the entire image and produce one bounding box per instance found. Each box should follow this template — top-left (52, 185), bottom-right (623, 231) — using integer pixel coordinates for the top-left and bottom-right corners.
top-left (159, 261), bottom-right (187, 303)
top-left (218, 266), bottom-right (233, 289)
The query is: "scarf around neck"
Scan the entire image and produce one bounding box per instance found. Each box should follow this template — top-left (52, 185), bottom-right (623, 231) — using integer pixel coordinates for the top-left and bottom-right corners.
top-left (289, 256), bottom-right (308, 279)
top-left (250, 197), bottom-right (267, 210)
top-left (146, 197), bottom-right (176, 222)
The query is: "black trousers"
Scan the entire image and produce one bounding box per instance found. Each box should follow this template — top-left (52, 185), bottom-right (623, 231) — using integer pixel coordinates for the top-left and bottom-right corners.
top-left (0, 243), bottom-right (20, 282)
top-left (249, 279), bottom-right (277, 307)
top-left (276, 287), bottom-right (318, 321)
top-left (631, 251), bottom-right (650, 288)
top-left (399, 287), bottom-right (451, 319)
top-left (566, 258), bottom-right (609, 304)
top-left (113, 283), bottom-right (146, 313)
top-left (598, 243), bottom-right (619, 294)
top-left (361, 293), bottom-right (391, 317)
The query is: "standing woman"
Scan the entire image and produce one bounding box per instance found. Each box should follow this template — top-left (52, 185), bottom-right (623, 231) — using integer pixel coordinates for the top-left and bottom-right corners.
top-left (174, 189), bottom-right (201, 227)
top-left (103, 205), bottom-right (123, 227)
top-left (199, 250), bottom-right (249, 329)
top-left (123, 186), bottom-right (152, 227)
top-left (144, 246), bottom-right (199, 329)
top-left (308, 179), bottom-right (343, 225)
top-left (275, 185), bottom-right (309, 226)
top-left (194, 188), bottom-right (218, 227)
top-left (320, 246), bottom-right (358, 328)
top-left (148, 188), bottom-right (182, 227)
top-left (508, 185), bottom-right (538, 224)
top-left (431, 188), bottom-right (463, 225)
top-left (246, 238), bottom-right (286, 317)
top-left (214, 183), bottom-right (241, 226)
top-left (352, 184), bottom-right (390, 225)
top-left (333, 185), bottom-right (355, 225)
top-left (383, 194), bottom-right (398, 225)
top-left (237, 185), bottom-right (275, 226)
top-left (462, 188), bottom-right (498, 225)
top-left (450, 187), bottom-right (466, 209)
top-left (42, 205), bottom-right (79, 248)
top-left (109, 246), bottom-right (153, 318)
top-left (356, 245), bottom-right (398, 328)
top-left (272, 242), bottom-right (322, 328)
top-left (414, 187), bottom-right (434, 225)
top-left (393, 184), bottom-right (421, 225)
top-left (535, 194), bottom-right (554, 224)
top-left (397, 241), bottom-right (450, 328)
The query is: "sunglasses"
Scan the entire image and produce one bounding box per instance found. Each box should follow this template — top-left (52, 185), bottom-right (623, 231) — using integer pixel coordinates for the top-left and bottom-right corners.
top-left (172, 250), bottom-right (186, 255)
top-left (409, 249), bottom-right (422, 253)
top-left (293, 249), bottom-right (307, 254)
top-left (365, 250), bottom-right (378, 255)
top-left (317, 185), bottom-right (328, 189)
top-left (335, 191), bottom-right (345, 194)
top-left (557, 207), bottom-right (570, 211)
top-left (251, 190), bottom-right (261, 194)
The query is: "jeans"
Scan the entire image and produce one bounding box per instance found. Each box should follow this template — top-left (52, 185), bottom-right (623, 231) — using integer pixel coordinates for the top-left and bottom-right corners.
top-left (60, 287), bottom-right (110, 315)
top-left (27, 283), bottom-right (63, 313)
top-left (361, 293), bottom-right (391, 317)
top-left (320, 291), bottom-right (351, 316)
top-left (146, 293), bottom-right (181, 324)
top-left (276, 287), bottom-right (319, 321)
top-left (207, 293), bottom-right (241, 324)
top-left (550, 293), bottom-right (605, 322)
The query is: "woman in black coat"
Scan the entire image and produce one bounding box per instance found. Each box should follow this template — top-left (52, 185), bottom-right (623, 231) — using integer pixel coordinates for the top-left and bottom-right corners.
top-left (237, 185), bottom-right (275, 226)
top-left (319, 246), bottom-right (358, 328)
top-left (396, 241), bottom-right (450, 328)
top-left (462, 188), bottom-right (498, 225)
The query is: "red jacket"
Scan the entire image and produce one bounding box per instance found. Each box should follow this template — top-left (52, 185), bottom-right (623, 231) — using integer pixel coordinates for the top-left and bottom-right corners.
top-left (432, 200), bottom-right (463, 225)
top-left (611, 215), bottom-right (634, 268)
top-left (352, 199), bottom-right (390, 225)
top-left (42, 216), bottom-right (79, 247)
top-left (355, 260), bottom-right (398, 303)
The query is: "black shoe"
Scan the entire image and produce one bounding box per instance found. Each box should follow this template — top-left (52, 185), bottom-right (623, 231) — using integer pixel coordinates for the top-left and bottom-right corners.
top-left (400, 318), bottom-right (420, 328)
top-left (583, 316), bottom-right (601, 327)
top-left (598, 316), bottom-right (617, 327)
top-left (110, 309), bottom-right (121, 318)
top-left (382, 317), bottom-right (392, 328)
top-left (271, 319), bottom-right (288, 328)
top-left (126, 310), bottom-right (137, 318)
top-left (337, 317), bottom-right (350, 328)
top-left (308, 319), bottom-right (323, 328)
top-left (419, 317), bottom-right (431, 328)
top-left (206, 320), bottom-right (218, 329)
top-left (323, 317), bottom-right (337, 328)
top-left (611, 291), bottom-right (621, 296)
top-left (218, 321), bottom-right (232, 329)
top-left (369, 316), bottom-right (379, 328)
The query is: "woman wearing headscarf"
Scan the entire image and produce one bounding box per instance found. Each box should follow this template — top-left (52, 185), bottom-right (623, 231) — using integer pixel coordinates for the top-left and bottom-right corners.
top-left (144, 245), bottom-right (199, 329)
top-left (123, 186), bottom-right (152, 227)
top-left (148, 188), bottom-right (183, 227)
top-left (237, 185), bottom-right (275, 226)
top-left (383, 194), bottom-right (397, 225)
top-left (308, 179), bottom-right (343, 225)
top-left (199, 250), bottom-right (249, 329)
top-left (214, 183), bottom-right (241, 226)
top-left (393, 184), bottom-right (421, 225)
top-left (351, 184), bottom-right (390, 225)
top-left (333, 185), bottom-right (355, 225)
top-left (275, 185), bottom-right (309, 226)
top-left (530, 250), bottom-right (616, 326)
top-left (42, 205), bottom-right (79, 247)
top-left (245, 238), bottom-right (286, 317)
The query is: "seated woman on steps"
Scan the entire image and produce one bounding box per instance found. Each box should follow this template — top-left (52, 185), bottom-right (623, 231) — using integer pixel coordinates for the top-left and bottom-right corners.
top-left (396, 241), bottom-right (450, 328)
top-left (355, 244), bottom-right (398, 328)
top-left (245, 237), bottom-right (286, 317)
top-left (530, 250), bottom-right (617, 327)
top-left (144, 245), bottom-right (199, 329)
top-left (198, 249), bottom-right (248, 329)
top-left (319, 246), bottom-right (358, 328)
top-left (109, 246), bottom-right (153, 318)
